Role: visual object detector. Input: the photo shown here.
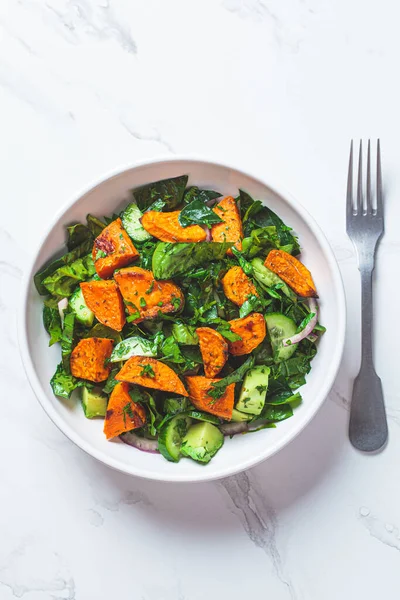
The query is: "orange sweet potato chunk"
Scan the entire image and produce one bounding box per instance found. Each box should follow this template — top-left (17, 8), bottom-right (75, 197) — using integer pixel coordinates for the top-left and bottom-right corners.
top-left (92, 218), bottom-right (139, 279)
top-left (211, 196), bottom-right (243, 255)
top-left (116, 357), bottom-right (188, 396)
top-left (185, 376), bottom-right (234, 420)
top-left (80, 280), bottom-right (126, 332)
top-left (141, 211), bottom-right (206, 243)
top-left (114, 267), bottom-right (183, 323)
top-left (264, 249), bottom-right (317, 298)
top-left (70, 337), bottom-right (113, 382)
top-left (196, 327), bottom-right (228, 378)
top-left (228, 313), bottom-right (266, 356)
top-left (103, 382), bottom-right (146, 440)
top-left (221, 266), bottom-right (258, 306)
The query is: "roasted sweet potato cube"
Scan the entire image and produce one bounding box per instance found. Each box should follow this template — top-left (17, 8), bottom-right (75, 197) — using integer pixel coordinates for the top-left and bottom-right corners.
top-left (196, 327), bottom-right (228, 378)
top-left (228, 313), bottom-right (266, 356)
top-left (141, 211), bottom-right (207, 243)
top-left (80, 280), bottom-right (126, 331)
top-left (221, 266), bottom-right (258, 306)
top-left (114, 267), bottom-right (183, 323)
top-left (116, 357), bottom-right (188, 396)
top-left (211, 196), bottom-right (243, 255)
top-left (92, 218), bottom-right (139, 279)
top-left (185, 376), bottom-right (234, 420)
top-left (264, 249), bottom-right (317, 297)
top-left (103, 382), bottom-right (146, 440)
top-left (70, 337), bottom-right (113, 382)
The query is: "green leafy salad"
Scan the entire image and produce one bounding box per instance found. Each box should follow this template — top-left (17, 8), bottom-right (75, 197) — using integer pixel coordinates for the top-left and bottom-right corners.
top-left (34, 174), bottom-right (324, 464)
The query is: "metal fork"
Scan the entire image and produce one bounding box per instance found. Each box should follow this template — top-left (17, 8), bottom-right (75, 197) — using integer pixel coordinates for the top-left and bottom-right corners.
top-left (346, 139), bottom-right (387, 451)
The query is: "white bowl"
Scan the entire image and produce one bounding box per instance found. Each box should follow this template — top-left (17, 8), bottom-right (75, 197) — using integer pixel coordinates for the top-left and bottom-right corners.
top-left (18, 158), bottom-right (345, 482)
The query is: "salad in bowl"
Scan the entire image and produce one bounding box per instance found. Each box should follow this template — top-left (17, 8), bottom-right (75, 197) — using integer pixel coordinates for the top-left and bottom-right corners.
top-left (33, 174), bottom-right (325, 466)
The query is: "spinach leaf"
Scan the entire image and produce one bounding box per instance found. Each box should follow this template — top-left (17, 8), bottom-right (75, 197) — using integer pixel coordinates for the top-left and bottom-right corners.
top-left (230, 247), bottom-right (253, 276)
top-left (102, 368), bottom-right (120, 394)
top-left (216, 322), bottom-right (242, 342)
top-left (239, 190), bottom-right (300, 255)
top-left (42, 254), bottom-right (95, 297)
top-left (152, 242), bottom-right (232, 280)
top-left (183, 186), bottom-right (222, 204)
top-left (43, 306), bottom-right (62, 346)
top-left (163, 396), bottom-right (190, 415)
top-left (160, 336), bottom-right (199, 372)
top-left (50, 362), bottom-right (86, 399)
top-left (239, 294), bottom-right (265, 318)
top-left (137, 239), bottom-right (158, 270)
top-left (66, 223), bottom-right (93, 250)
top-left (133, 175), bottom-right (188, 212)
top-left (133, 390), bottom-right (162, 436)
top-left (261, 404), bottom-right (293, 422)
top-left (178, 199), bottom-right (223, 228)
top-left (171, 322), bottom-right (199, 345)
top-left (208, 356), bottom-right (255, 400)
top-left (265, 375), bottom-right (302, 405)
top-left (86, 214), bottom-right (106, 237)
top-left (85, 323), bottom-right (122, 343)
top-left (254, 339), bottom-right (274, 365)
top-left (61, 312), bottom-right (75, 372)
top-left (270, 355), bottom-right (312, 380)
top-left (34, 239), bottom-right (93, 295)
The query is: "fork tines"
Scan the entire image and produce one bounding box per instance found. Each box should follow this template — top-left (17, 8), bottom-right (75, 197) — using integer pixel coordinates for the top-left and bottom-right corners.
top-left (347, 139), bottom-right (383, 220)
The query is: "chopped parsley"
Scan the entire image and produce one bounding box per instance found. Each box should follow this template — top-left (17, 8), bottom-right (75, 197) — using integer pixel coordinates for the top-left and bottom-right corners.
top-left (139, 363), bottom-right (155, 378)
top-left (95, 249), bottom-right (107, 261)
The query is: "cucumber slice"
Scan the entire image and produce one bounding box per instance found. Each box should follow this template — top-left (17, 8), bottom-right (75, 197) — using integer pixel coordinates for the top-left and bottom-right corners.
top-left (251, 258), bottom-right (297, 300)
top-left (110, 336), bottom-right (158, 362)
top-left (158, 415), bottom-right (192, 462)
top-left (121, 202), bottom-right (151, 242)
top-left (265, 313), bottom-right (298, 362)
top-left (69, 287), bottom-right (94, 327)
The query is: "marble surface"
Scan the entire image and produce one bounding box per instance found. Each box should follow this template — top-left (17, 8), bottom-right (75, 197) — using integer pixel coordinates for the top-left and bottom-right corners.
top-left (1, 0), bottom-right (400, 597)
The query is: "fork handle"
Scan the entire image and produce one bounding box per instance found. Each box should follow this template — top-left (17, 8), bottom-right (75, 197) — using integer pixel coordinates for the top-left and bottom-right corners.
top-left (359, 263), bottom-right (374, 370)
top-left (349, 261), bottom-right (388, 451)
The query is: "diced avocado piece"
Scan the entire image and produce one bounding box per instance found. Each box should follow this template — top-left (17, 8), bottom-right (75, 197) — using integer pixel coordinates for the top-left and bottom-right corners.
top-left (121, 202), bottom-right (151, 242)
top-left (180, 422), bottom-right (224, 464)
top-left (231, 408), bottom-right (252, 422)
top-left (236, 366), bottom-right (270, 415)
top-left (81, 386), bottom-right (108, 418)
top-left (69, 287), bottom-right (94, 327)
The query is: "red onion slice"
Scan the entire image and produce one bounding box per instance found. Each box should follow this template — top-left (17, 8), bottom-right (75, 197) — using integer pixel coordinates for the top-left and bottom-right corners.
top-left (201, 225), bottom-right (211, 242)
top-left (283, 298), bottom-right (318, 347)
top-left (205, 198), bottom-right (220, 208)
top-left (58, 298), bottom-right (68, 324)
top-left (220, 422), bottom-right (249, 436)
top-left (120, 431), bottom-right (159, 453)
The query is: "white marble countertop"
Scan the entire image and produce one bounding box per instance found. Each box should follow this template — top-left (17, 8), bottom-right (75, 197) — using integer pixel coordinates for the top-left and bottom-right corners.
top-left (1, 0), bottom-right (400, 598)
